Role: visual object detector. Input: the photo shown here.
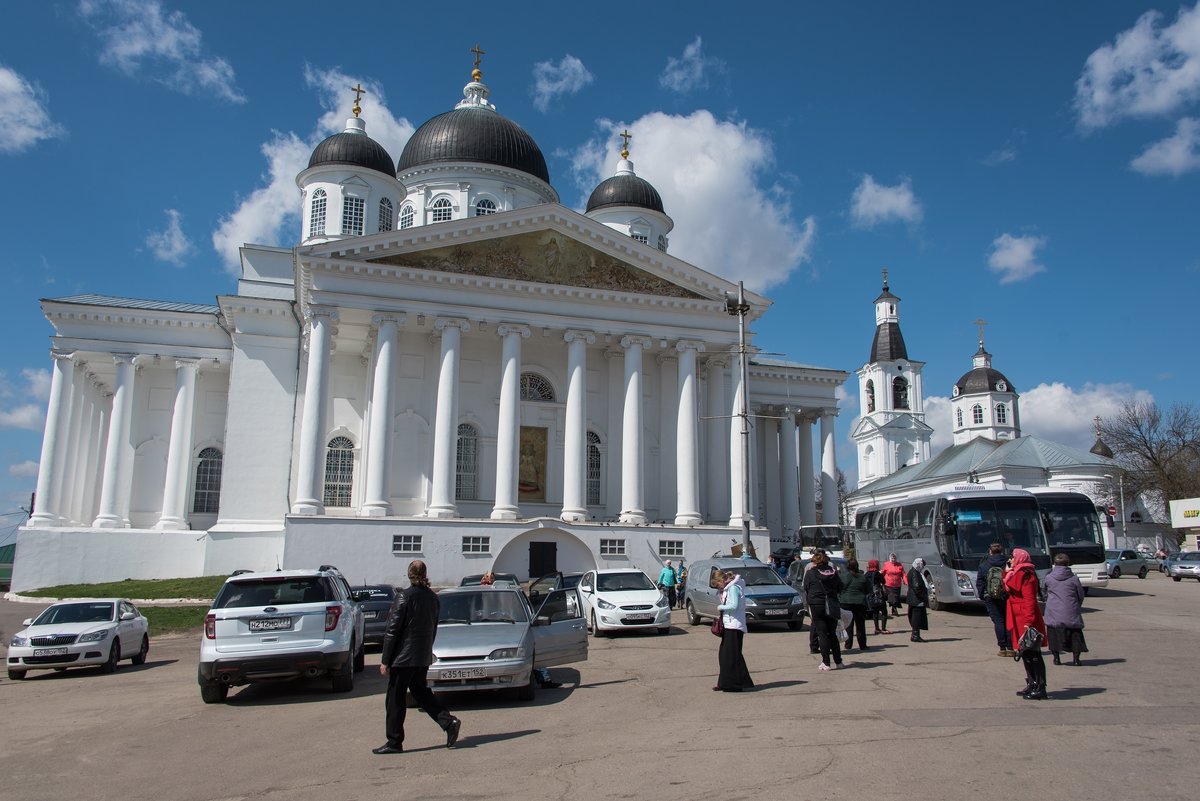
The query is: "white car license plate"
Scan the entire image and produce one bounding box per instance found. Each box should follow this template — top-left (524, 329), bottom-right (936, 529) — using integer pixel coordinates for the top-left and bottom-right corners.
top-left (624, 614), bottom-right (653, 622)
top-left (363, 610), bottom-right (378, 620)
top-left (439, 667), bottom-right (486, 680)
top-left (764, 609), bottom-right (787, 616)
top-left (33, 647), bottom-right (69, 657)
top-left (249, 617), bottom-right (293, 632)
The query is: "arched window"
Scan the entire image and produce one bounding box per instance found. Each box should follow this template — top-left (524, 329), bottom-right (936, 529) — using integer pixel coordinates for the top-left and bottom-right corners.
top-left (587, 431), bottom-right (602, 505)
top-left (892, 377), bottom-right (909, 410)
top-left (956, 408), bottom-right (963, 427)
top-left (475, 198), bottom-right (497, 216)
top-left (972, 404), bottom-right (984, 425)
top-left (996, 403), bottom-right (1008, 424)
top-left (378, 197), bottom-right (394, 232)
top-left (399, 204), bottom-right (414, 229)
top-left (192, 447), bottom-right (223, 514)
top-left (520, 373), bottom-right (556, 402)
top-left (631, 233), bottom-right (649, 244)
top-left (309, 189), bottom-right (327, 237)
top-left (431, 197), bottom-right (453, 223)
top-left (658, 234), bottom-right (667, 252)
top-left (323, 436), bottom-right (355, 507)
top-left (456, 423), bottom-right (478, 500)
top-left (865, 380), bottom-right (875, 413)
top-left (343, 196), bottom-right (365, 236)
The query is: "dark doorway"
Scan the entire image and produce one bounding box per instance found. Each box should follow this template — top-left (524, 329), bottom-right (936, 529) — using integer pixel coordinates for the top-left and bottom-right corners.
top-left (528, 541), bottom-right (557, 578)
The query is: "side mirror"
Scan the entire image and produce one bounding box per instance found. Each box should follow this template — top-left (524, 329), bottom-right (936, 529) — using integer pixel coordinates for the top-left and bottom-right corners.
top-left (533, 615), bottom-right (550, 626)
top-left (580, 584), bottom-right (592, 593)
top-left (120, 611), bottom-right (136, 621)
top-left (22, 618), bottom-right (32, 626)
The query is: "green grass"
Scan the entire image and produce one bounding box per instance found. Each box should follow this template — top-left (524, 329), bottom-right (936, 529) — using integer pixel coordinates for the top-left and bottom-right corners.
top-left (22, 575), bottom-right (227, 600)
top-left (143, 606), bottom-right (208, 636)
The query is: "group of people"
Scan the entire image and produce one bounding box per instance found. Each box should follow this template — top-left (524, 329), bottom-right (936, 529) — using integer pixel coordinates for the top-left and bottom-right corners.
top-left (656, 560), bottom-right (687, 609)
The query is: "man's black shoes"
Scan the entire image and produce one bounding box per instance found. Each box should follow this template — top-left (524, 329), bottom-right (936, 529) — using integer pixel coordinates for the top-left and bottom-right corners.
top-left (372, 743), bottom-right (403, 755)
top-left (445, 716), bottom-right (461, 748)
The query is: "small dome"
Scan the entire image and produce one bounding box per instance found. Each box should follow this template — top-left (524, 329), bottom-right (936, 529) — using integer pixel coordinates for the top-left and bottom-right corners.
top-left (308, 120), bottom-right (396, 178)
top-left (1090, 436), bottom-right (1114, 458)
top-left (586, 173), bottom-right (664, 213)
top-left (870, 323), bottom-right (908, 363)
top-left (954, 366), bottom-right (1015, 395)
top-left (397, 107), bottom-right (550, 184)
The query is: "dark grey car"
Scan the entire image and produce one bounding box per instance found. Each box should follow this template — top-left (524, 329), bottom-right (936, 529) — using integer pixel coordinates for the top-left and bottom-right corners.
top-left (352, 585), bottom-right (397, 645)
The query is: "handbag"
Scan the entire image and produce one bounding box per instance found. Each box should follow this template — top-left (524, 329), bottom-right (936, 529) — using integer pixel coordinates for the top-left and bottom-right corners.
top-left (866, 577), bottom-right (885, 612)
top-left (710, 615), bottom-right (725, 637)
top-left (824, 597), bottom-right (841, 619)
top-left (1013, 625), bottom-right (1044, 659)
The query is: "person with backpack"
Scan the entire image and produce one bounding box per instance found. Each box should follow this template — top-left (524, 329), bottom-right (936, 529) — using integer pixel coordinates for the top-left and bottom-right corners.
top-left (866, 559), bottom-right (890, 634)
top-left (976, 542), bottom-right (1013, 656)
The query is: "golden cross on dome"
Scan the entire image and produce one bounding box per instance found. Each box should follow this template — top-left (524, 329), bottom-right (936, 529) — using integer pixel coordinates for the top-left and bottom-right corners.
top-left (881, 266), bottom-right (889, 289)
top-left (620, 129), bottom-right (632, 159)
top-left (350, 83), bottom-right (366, 118)
top-left (470, 43), bottom-right (486, 80)
top-left (974, 318), bottom-right (988, 347)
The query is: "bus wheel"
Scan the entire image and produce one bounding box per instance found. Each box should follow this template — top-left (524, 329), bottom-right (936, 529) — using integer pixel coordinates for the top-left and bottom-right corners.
top-left (924, 573), bottom-right (940, 611)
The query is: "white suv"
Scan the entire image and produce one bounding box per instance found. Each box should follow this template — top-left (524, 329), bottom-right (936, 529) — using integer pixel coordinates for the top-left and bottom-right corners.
top-left (198, 566), bottom-right (366, 704)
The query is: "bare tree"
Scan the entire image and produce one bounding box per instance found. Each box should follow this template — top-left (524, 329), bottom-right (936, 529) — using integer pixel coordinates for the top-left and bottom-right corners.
top-left (814, 468), bottom-right (850, 525)
top-left (1100, 401), bottom-right (1200, 517)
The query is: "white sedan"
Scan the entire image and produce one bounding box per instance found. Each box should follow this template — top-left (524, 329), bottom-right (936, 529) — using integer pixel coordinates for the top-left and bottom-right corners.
top-left (576, 569), bottom-right (671, 636)
top-left (7, 598), bottom-right (150, 680)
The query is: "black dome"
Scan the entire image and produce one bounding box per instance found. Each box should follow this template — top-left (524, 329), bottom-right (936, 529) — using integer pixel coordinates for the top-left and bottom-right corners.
top-left (586, 173), bottom-right (665, 214)
top-left (954, 367), bottom-right (1015, 395)
top-left (397, 108), bottom-right (550, 184)
top-left (1089, 436), bottom-right (1114, 458)
top-left (870, 322), bottom-right (908, 363)
top-left (308, 131), bottom-right (396, 178)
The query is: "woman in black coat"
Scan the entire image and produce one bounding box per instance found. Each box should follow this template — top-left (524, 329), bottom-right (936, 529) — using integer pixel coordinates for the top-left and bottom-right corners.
top-left (802, 551), bottom-right (845, 670)
top-left (905, 557), bottom-right (929, 642)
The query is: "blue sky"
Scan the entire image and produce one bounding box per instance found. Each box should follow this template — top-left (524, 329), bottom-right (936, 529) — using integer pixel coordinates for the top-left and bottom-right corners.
top-left (2, 1), bottom-right (1198, 541)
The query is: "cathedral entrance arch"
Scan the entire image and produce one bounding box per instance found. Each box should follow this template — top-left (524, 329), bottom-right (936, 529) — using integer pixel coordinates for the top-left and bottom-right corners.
top-left (493, 527), bottom-right (597, 580)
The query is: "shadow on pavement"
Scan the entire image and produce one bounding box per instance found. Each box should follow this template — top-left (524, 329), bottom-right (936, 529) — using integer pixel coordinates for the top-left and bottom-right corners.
top-left (1046, 686), bottom-right (1106, 700)
top-left (749, 680), bottom-right (805, 690)
top-left (227, 673), bottom-right (386, 706)
top-left (1072, 658), bottom-right (1126, 667)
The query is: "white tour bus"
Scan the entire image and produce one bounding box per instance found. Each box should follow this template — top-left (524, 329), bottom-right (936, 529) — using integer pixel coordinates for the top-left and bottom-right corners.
top-left (1025, 488), bottom-right (1109, 591)
top-left (853, 489), bottom-right (1051, 609)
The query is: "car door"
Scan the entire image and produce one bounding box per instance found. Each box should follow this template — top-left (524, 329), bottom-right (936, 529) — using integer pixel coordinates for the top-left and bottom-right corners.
top-left (695, 566), bottom-right (722, 618)
top-left (577, 571), bottom-right (597, 619)
top-left (531, 588), bottom-right (587, 668)
top-left (117, 601), bottom-right (139, 656)
top-left (527, 571), bottom-right (563, 607)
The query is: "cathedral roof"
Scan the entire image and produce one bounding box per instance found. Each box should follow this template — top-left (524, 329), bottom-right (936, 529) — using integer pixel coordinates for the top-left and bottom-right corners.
top-left (587, 171), bottom-right (665, 213)
top-left (870, 322), bottom-right (908, 363)
top-left (308, 119), bottom-right (396, 178)
top-left (954, 365), bottom-right (1015, 395)
top-left (397, 107), bottom-right (549, 184)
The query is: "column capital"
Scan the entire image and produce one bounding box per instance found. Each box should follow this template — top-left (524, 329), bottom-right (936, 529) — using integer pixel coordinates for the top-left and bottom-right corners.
top-left (497, 323), bottom-right (531, 339)
top-left (705, 354), bottom-right (729, 369)
top-left (619, 335), bottom-right (652, 350)
top-left (655, 350), bottom-right (677, 366)
top-left (563, 329), bottom-right (596, 345)
top-left (304, 305), bottom-right (339, 323)
top-left (50, 349), bottom-right (75, 363)
top-left (174, 357), bottom-right (202, 371)
top-left (434, 317), bottom-right (471, 334)
top-left (371, 312), bottom-right (406, 328)
top-left (675, 339), bottom-right (706, 354)
top-left (112, 353), bottom-right (139, 367)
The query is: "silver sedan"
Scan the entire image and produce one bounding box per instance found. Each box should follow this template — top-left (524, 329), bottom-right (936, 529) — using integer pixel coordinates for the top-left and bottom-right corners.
top-left (1164, 552), bottom-right (1200, 582)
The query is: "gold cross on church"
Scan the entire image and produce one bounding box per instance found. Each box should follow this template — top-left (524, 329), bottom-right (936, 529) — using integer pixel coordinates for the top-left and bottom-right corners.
top-left (349, 83), bottom-right (366, 117)
top-left (974, 318), bottom-right (988, 346)
top-left (620, 129), bottom-right (632, 158)
top-left (470, 43), bottom-right (486, 69)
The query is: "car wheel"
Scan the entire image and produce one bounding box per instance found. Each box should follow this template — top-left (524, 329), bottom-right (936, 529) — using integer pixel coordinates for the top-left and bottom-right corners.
top-left (199, 681), bottom-right (228, 704)
top-left (352, 639), bottom-right (365, 673)
top-left (331, 653), bottom-right (355, 693)
top-left (101, 639), bottom-right (120, 674)
top-left (7, 669), bottom-right (27, 680)
top-left (590, 612), bottom-right (606, 638)
top-left (515, 669), bottom-right (536, 702)
top-left (131, 635), bottom-right (150, 666)
top-left (1138, 566), bottom-right (1148, 579)
top-left (1111, 566), bottom-right (1121, 579)
top-left (1173, 576), bottom-right (1182, 582)
top-left (685, 599), bottom-right (701, 626)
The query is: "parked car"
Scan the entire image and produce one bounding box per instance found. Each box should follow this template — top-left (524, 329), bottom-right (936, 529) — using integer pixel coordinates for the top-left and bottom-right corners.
top-left (683, 557), bottom-right (805, 630)
top-left (1105, 549), bottom-right (1149, 579)
top-left (7, 598), bottom-right (149, 680)
top-left (351, 584), bottom-right (397, 645)
top-left (426, 586), bottom-right (586, 701)
top-left (576, 569), bottom-right (671, 636)
top-left (197, 566), bottom-right (366, 703)
top-left (460, 573), bottom-right (521, 588)
top-left (1163, 551), bottom-right (1200, 582)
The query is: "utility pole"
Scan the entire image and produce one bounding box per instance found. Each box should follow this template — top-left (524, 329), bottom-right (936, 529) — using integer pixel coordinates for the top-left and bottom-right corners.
top-left (725, 282), bottom-right (752, 559)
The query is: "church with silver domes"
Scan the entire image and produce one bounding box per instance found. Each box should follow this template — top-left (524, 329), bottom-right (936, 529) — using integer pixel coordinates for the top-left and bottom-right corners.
top-left (13, 59), bottom-right (848, 591)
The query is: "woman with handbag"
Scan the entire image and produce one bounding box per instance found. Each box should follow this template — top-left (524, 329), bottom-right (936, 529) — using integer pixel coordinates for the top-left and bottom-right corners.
top-left (866, 559), bottom-right (891, 634)
top-left (1004, 548), bottom-right (1049, 700)
top-left (838, 559), bottom-right (872, 651)
top-left (712, 570), bottom-right (753, 692)
top-left (802, 551), bottom-right (845, 671)
top-left (905, 558), bottom-right (929, 642)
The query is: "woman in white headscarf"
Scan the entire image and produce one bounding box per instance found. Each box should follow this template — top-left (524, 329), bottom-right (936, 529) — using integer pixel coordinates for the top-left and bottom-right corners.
top-left (905, 557), bottom-right (929, 642)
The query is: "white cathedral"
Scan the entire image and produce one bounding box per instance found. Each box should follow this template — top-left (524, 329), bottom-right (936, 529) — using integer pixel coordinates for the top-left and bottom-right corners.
top-left (12, 62), bottom-right (849, 591)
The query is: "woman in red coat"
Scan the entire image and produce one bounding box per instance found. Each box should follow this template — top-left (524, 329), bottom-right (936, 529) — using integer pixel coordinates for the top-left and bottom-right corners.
top-left (1003, 548), bottom-right (1048, 700)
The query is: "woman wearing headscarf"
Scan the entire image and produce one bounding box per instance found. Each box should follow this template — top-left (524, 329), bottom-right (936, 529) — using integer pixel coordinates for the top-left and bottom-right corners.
top-left (802, 552), bottom-right (845, 670)
top-left (713, 570), bottom-right (753, 692)
top-left (905, 558), bottom-right (929, 642)
top-left (1043, 553), bottom-right (1088, 667)
top-left (1005, 548), bottom-right (1049, 699)
top-left (866, 559), bottom-right (890, 634)
top-left (881, 553), bottom-right (905, 617)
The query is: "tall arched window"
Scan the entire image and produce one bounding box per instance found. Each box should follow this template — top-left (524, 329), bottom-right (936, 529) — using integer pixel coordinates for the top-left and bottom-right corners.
top-left (192, 447), bottom-right (223, 514)
top-left (972, 404), bottom-right (984, 425)
top-left (865, 380), bottom-right (875, 413)
top-left (378, 197), bottom-right (394, 232)
top-left (892, 377), bottom-right (909, 410)
top-left (996, 403), bottom-right (1008, 424)
top-left (456, 423), bottom-right (478, 500)
top-left (343, 196), bottom-right (365, 236)
top-left (658, 234), bottom-right (668, 252)
top-left (431, 197), bottom-right (453, 223)
top-left (399, 204), bottom-right (414, 229)
top-left (587, 431), bottom-right (602, 505)
top-left (323, 436), bottom-right (355, 507)
top-left (956, 408), bottom-right (963, 427)
top-left (309, 188), bottom-right (327, 237)
top-left (520, 373), bottom-right (556, 402)
top-left (475, 198), bottom-right (497, 216)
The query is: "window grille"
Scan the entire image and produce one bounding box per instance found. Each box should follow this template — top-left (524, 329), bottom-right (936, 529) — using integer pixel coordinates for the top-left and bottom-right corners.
top-left (475, 198), bottom-right (497, 215)
top-left (309, 189), bottom-right (327, 237)
top-left (378, 197), bottom-right (394, 232)
top-left (431, 197), bottom-right (453, 223)
top-left (192, 447), bottom-right (223, 514)
top-left (323, 436), bottom-right (355, 507)
top-left (587, 431), bottom-right (602, 505)
top-left (392, 534), bottom-right (422, 554)
top-left (996, 403), bottom-right (1008, 424)
top-left (343, 196), bottom-right (365, 236)
top-left (520, 373), bottom-right (555, 402)
top-left (600, 539), bottom-right (626, 556)
top-left (972, 405), bottom-right (984, 425)
top-left (659, 540), bottom-right (684, 558)
top-left (400, 205), bottom-right (414, 229)
top-left (456, 423), bottom-right (478, 500)
top-left (462, 535), bottom-right (490, 554)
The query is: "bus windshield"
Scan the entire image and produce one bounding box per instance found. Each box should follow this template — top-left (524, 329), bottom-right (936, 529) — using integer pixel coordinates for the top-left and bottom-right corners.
top-left (948, 498), bottom-right (1047, 559)
top-left (1040, 499), bottom-right (1104, 549)
top-left (799, 526), bottom-right (845, 553)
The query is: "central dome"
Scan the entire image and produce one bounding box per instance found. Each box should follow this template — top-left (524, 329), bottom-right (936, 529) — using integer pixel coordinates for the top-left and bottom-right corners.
top-left (586, 173), bottom-right (664, 214)
top-left (397, 107), bottom-right (550, 185)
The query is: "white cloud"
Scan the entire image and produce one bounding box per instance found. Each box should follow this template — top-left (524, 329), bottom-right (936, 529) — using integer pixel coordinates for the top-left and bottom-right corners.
top-left (0, 404), bottom-right (44, 431)
top-left (78, 0), bottom-right (244, 103)
top-left (570, 110), bottom-right (816, 292)
top-left (1131, 116), bottom-right (1200, 176)
top-left (0, 368), bottom-right (49, 430)
top-left (659, 36), bottom-right (723, 95)
top-left (211, 66), bottom-right (414, 273)
top-left (849, 175), bottom-right (923, 227)
top-left (987, 233), bottom-right (1047, 284)
top-left (1020, 382), bottom-right (1154, 450)
top-left (1074, 2), bottom-right (1200, 130)
top-left (23, 368), bottom-right (50, 402)
top-left (0, 64), bottom-right (66, 153)
top-left (923, 396), bottom-right (956, 453)
top-left (145, 208), bottom-right (193, 265)
top-left (982, 147), bottom-right (1016, 166)
top-left (531, 55), bottom-right (593, 113)
top-left (8, 460), bottom-right (38, 479)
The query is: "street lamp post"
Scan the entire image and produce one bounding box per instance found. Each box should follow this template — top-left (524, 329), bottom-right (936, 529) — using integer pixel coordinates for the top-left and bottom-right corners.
top-left (725, 282), bottom-right (752, 559)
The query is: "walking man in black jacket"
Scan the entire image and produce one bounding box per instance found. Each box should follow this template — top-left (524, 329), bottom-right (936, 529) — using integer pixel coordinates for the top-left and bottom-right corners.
top-left (374, 560), bottom-right (461, 755)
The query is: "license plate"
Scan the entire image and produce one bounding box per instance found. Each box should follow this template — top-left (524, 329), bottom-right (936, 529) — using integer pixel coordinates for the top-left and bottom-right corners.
top-left (764, 609), bottom-right (787, 616)
top-left (249, 617), bottom-right (293, 632)
top-left (33, 647), bottom-right (68, 657)
top-left (624, 614), bottom-right (653, 622)
top-left (363, 610), bottom-right (378, 620)
top-left (439, 667), bottom-right (486, 680)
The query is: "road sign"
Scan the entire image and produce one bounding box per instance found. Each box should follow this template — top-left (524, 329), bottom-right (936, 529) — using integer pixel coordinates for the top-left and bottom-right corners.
top-left (1107, 506), bottom-right (1117, 516)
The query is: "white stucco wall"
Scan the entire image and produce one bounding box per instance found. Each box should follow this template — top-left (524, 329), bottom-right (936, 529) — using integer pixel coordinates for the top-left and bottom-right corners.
top-left (10, 528), bottom-right (207, 592)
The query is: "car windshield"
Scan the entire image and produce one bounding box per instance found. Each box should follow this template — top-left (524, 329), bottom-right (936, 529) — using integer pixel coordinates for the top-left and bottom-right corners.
top-left (737, 566), bottom-right (787, 587)
top-left (561, 574), bottom-right (583, 589)
top-left (596, 572), bottom-right (656, 592)
top-left (1181, 553), bottom-right (1200, 562)
top-left (213, 577), bottom-right (332, 609)
top-left (355, 586), bottom-right (395, 600)
top-left (33, 602), bottom-right (115, 625)
top-left (438, 590), bottom-right (529, 624)
top-left (460, 573), bottom-right (520, 586)
top-left (1105, 550), bottom-right (1119, 559)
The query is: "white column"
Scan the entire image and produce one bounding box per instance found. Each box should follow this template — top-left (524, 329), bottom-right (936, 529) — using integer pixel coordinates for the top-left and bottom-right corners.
top-left (69, 374), bottom-right (98, 525)
top-left (799, 415), bottom-right (816, 524)
top-left (675, 341), bottom-right (703, 525)
top-left (28, 350), bottom-right (74, 527)
top-left (83, 395), bottom-right (111, 525)
top-left (619, 336), bottom-right (650, 524)
top-left (492, 324), bottom-right (529, 520)
top-left (729, 357), bottom-right (753, 527)
top-left (428, 318), bottom-right (469, 518)
top-left (292, 308), bottom-right (337, 515)
top-left (780, 411), bottom-right (800, 540)
top-left (704, 356), bottom-right (728, 523)
top-left (157, 359), bottom-right (200, 529)
top-left (820, 411), bottom-right (839, 525)
top-left (361, 315), bottom-right (403, 517)
top-left (56, 361), bottom-right (88, 524)
top-left (763, 415), bottom-right (781, 537)
top-left (93, 354), bottom-right (138, 528)
top-left (561, 329), bottom-right (595, 523)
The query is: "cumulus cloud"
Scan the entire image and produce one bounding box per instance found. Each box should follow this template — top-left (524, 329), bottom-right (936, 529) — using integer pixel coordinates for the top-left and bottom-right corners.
top-left (0, 368), bottom-right (50, 431)
top-left (8, 460), bottom-right (38, 479)
top-left (145, 208), bottom-right (193, 265)
top-left (659, 36), bottom-right (723, 95)
top-left (211, 66), bottom-right (415, 273)
top-left (1131, 116), bottom-right (1200, 176)
top-left (531, 55), bottom-right (593, 113)
top-left (849, 175), bottom-right (923, 227)
top-left (78, 0), bottom-right (244, 103)
top-left (23, 368), bottom-right (50, 402)
top-left (923, 396), bottom-right (956, 453)
top-left (987, 233), bottom-right (1047, 284)
top-left (0, 64), bottom-right (67, 153)
top-left (1074, 2), bottom-right (1200, 130)
top-left (0, 404), bottom-right (44, 431)
top-left (569, 110), bottom-right (816, 292)
top-left (1020, 382), bottom-right (1154, 450)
